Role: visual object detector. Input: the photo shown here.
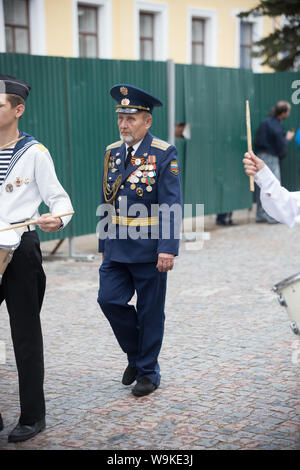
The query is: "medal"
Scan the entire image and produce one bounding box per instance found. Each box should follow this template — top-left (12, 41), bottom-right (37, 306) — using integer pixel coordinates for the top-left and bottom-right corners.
top-left (141, 177), bottom-right (147, 183)
top-left (130, 184), bottom-right (136, 190)
top-left (135, 170), bottom-right (142, 177)
top-left (5, 183), bottom-right (13, 193)
top-left (148, 171), bottom-right (154, 177)
top-left (150, 178), bottom-right (155, 184)
top-left (136, 187), bottom-right (143, 197)
top-left (24, 177), bottom-right (30, 184)
top-left (146, 186), bottom-right (152, 192)
top-left (116, 158), bottom-right (121, 165)
top-left (15, 177), bottom-right (22, 187)
top-left (131, 156), bottom-right (144, 167)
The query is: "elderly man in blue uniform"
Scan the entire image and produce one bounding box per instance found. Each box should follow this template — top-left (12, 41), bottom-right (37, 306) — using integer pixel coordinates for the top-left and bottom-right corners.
top-left (97, 85), bottom-right (182, 397)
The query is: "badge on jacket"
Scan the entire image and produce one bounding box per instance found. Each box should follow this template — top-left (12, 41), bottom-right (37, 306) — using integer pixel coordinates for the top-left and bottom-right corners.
top-left (170, 160), bottom-right (179, 175)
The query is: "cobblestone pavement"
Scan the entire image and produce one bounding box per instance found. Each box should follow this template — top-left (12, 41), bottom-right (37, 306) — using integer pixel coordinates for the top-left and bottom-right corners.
top-left (1, 214), bottom-right (300, 450)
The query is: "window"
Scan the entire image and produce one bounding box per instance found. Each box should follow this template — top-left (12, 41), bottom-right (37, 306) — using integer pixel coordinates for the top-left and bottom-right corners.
top-left (192, 18), bottom-right (205, 65)
top-left (135, 2), bottom-right (168, 61)
top-left (240, 21), bottom-right (253, 69)
top-left (139, 12), bottom-right (154, 60)
top-left (78, 4), bottom-right (98, 58)
top-left (4, 0), bottom-right (30, 54)
top-left (187, 8), bottom-right (217, 66)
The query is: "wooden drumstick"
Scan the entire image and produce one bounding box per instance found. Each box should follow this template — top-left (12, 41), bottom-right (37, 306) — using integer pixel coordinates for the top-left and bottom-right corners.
top-left (0, 211), bottom-right (75, 232)
top-left (0, 135), bottom-right (25, 151)
top-left (246, 100), bottom-right (255, 192)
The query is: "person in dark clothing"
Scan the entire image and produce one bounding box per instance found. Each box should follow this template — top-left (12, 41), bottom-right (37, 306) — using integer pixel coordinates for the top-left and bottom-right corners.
top-left (216, 212), bottom-right (236, 226)
top-left (254, 101), bottom-right (294, 223)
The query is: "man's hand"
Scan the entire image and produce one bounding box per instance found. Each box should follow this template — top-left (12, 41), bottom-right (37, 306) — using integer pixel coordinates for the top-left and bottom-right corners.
top-left (243, 151), bottom-right (265, 176)
top-left (286, 130), bottom-right (295, 141)
top-left (156, 253), bottom-right (175, 272)
top-left (36, 213), bottom-right (62, 232)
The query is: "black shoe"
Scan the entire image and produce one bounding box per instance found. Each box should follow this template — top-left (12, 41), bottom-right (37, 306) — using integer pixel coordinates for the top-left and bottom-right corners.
top-left (216, 220), bottom-right (226, 226)
top-left (122, 365), bottom-right (137, 385)
top-left (8, 418), bottom-right (46, 443)
top-left (0, 414), bottom-right (3, 432)
top-left (132, 376), bottom-right (158, 397)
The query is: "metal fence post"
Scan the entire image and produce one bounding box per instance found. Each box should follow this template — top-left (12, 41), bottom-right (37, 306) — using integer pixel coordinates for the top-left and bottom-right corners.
top-left (167, 59), bottom-right (175, 145)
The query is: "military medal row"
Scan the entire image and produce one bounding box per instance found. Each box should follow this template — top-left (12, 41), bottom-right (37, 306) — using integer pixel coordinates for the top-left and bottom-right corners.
top-left (127, 157), bottom-right (157, 195)
top-left (5, 177), bottom-right (30, 192)
top-left (128, 168), bottom-right (156, 195)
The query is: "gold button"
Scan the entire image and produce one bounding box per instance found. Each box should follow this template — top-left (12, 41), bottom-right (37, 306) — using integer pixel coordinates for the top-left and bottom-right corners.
top-left (120, 185), bottom-right (124, 189)
top-left (118, 196), bottom-right (122, 201)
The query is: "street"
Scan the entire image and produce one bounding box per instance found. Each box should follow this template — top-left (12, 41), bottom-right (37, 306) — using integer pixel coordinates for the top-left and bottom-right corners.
top-left (1, 212), bottom-right (300, 450)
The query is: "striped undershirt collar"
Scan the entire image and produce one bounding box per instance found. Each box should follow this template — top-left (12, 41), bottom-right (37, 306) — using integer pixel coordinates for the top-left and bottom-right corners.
top-left (0, 147), bottom-right (14, 185)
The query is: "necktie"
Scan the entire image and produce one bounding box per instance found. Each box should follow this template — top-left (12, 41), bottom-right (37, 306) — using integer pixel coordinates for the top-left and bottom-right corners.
top-left (125, 146), bottom-right (134, 169)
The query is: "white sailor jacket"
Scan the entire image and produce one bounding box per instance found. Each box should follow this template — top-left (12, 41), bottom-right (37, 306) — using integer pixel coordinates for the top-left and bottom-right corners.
top-left (0, 132), bottom-right (73, 227)
top-left (255, 164), bottom-right (300, 228)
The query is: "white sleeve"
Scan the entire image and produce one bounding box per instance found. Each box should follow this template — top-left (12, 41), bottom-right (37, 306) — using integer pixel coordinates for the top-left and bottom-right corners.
top-left (254, 165), bottom-right (300, 228)
top-left (34, 147), bottom-right (74, 228)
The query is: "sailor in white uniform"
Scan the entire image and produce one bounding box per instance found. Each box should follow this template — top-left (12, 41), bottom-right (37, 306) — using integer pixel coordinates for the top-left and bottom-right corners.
top-left (0, 74), bottom-right (73, 443)
top-left (243, 150), bottom-right (300, 227)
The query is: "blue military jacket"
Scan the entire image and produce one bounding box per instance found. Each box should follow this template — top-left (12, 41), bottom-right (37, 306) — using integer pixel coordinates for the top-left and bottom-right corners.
top-left (98, 132), bottom-right (182, 263)
top-left (254, 116), bottom-right (289, 160)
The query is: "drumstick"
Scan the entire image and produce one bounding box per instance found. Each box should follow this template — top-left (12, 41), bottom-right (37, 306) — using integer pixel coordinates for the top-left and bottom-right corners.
top-left (246, 100), bottom-right (255, 192)
top-left (0, 135), bottom-right (26, 151)
top-left (0, 211), bottom-right (75, 232)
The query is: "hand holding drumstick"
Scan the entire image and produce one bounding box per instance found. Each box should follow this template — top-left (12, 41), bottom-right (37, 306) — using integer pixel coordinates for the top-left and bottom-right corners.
top-left (243, 151), bottom-right (265, 177)
top-left (36, 213), bottom-right (63, 232)
top-left (0, 211), bottom-right (74, 233)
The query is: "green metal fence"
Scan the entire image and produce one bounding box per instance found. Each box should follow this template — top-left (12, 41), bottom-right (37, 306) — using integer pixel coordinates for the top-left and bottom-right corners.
top-left (176, 65), bottom-right (255, 215)
top-left (1, 53), bottom-right (299, 240)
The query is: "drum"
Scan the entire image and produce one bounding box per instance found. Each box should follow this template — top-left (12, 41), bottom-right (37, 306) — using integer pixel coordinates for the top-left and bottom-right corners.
top-left (272, 273), bottom-right (300, 335)
top-left (0, 219), bottom-right (21, 285)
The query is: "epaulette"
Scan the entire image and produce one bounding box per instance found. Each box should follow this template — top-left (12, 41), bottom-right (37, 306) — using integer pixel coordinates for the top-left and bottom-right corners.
top-left (35, 143), bottom-right (47, 151)
top-left (151, 137), bottom-right (171, 151)
top-left (106, 140), bottom-right (123, 150)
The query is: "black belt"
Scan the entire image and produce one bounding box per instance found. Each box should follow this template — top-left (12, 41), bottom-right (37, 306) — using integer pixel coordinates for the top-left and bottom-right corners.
top-left (12, 220), bottom-right (35, 232)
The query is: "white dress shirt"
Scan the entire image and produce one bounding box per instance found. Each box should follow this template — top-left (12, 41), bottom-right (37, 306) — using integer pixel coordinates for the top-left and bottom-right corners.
top-left (255, 164), bottom-right (300, 228)
top-left (0, 143), bottom-right (73, 227)
top-left (125, 139), bottom-right (143, 156)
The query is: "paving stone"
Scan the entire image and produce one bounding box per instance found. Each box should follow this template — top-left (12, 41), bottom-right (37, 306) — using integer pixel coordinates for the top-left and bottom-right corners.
top-left (1, 218), bottom-right (300, 449)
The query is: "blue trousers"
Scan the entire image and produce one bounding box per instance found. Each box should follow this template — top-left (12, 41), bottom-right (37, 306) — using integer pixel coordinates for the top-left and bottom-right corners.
top-left (98, 260), bottom-right (167, 386)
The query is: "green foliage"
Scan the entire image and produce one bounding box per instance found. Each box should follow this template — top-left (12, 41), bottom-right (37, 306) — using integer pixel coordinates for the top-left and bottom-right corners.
top-left (238, 0), bottom-right (300, 71)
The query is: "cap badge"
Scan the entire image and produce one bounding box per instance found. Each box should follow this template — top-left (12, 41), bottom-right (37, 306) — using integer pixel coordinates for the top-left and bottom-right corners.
top-left (120, 87), bottom-right (128, 96)
top-left (121, 98), bottom-right (130, 106)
